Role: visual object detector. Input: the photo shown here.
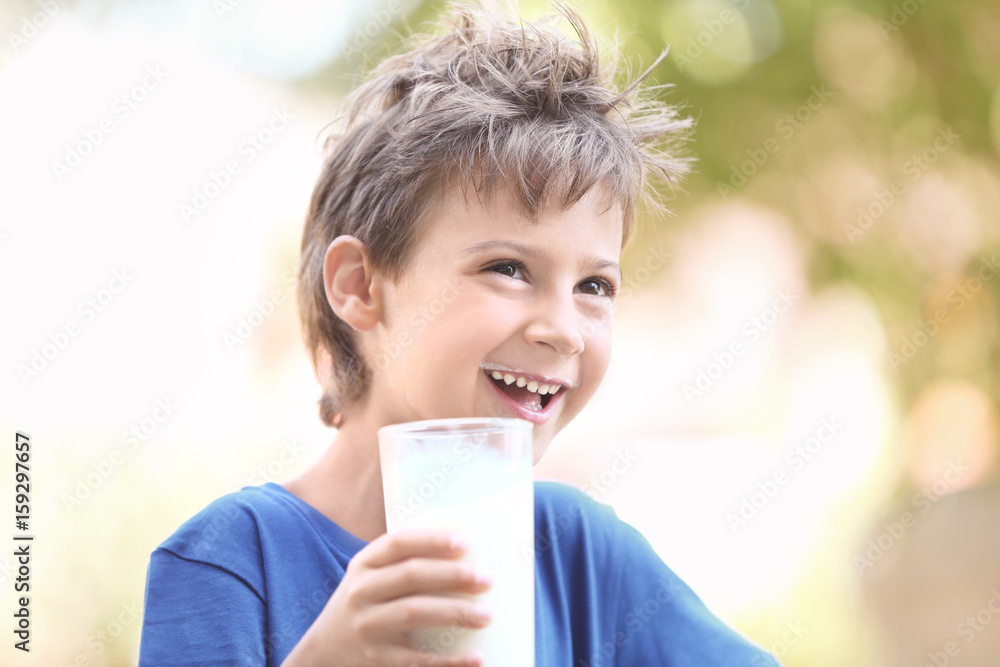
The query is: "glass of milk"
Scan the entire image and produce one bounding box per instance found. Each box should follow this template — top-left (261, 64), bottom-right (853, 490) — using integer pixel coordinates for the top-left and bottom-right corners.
top-left (377, 417), bottom-right (534, 666)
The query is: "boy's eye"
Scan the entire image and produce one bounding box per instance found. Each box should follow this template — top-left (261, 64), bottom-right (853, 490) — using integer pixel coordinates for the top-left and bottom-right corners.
top-left (578, 278), bottom-right (617, 298)
top-left (485, 261), bottom-right (617, 298)
top-left (487, 261), bottom-right (525, 278)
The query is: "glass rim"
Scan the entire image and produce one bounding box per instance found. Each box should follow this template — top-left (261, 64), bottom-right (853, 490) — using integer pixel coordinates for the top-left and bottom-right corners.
top-left (377, 417), bottom-right (532, 439)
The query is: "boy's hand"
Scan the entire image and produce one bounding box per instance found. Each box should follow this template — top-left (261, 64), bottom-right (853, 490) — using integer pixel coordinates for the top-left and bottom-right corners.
top-left (281, 529), bottom-right (493, 667)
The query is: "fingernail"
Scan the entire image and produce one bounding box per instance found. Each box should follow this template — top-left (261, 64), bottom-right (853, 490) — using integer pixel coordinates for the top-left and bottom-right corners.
top-left (474, 570), bottom-right (493, 587)
top-left (450, 534), bottom-right (469, 552)
top-left (473, 604), bottom-right (492, 621)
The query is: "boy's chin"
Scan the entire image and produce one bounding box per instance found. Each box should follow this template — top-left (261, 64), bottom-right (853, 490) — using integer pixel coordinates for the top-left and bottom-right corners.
top-left (531, 431), bottom-right (557, 465)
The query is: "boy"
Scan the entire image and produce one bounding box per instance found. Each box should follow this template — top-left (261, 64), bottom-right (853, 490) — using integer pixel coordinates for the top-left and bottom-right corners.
top-left (139, 1), bottom-right (779, 665)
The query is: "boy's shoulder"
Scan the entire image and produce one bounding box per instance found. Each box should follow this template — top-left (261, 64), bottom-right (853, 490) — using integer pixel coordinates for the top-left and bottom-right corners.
top-left (153, 483), bottom-right (287, 565)
top-left (533, 480), bottom-right (780, 665)
top-left (533, 478), bottom-right (612, 519)
top-left (532, 478), bottom-right (625, 555)
top-left (533, 478), bottom-right (610, 526)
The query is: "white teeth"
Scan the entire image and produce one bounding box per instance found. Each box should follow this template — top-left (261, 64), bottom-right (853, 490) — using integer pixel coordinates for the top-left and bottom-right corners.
top-left (487, 368), bottom-right (564, 395)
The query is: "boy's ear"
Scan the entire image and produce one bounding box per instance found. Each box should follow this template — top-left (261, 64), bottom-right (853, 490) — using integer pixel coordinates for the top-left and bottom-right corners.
top-left (322, 235), bottom-right (381, 331)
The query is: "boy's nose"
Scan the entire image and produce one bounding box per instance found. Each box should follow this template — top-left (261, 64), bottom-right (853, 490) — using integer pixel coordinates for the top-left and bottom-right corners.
top-left (523, 295), bottom-right (586, 356)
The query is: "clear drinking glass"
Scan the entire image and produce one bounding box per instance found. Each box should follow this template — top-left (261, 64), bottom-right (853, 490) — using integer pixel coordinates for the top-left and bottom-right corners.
top-left (377, 417), bottom-right (535, 665)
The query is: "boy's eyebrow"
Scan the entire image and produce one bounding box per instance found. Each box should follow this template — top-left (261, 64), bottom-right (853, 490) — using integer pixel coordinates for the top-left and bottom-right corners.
top-left (461, 240), bottom-right (622, 279)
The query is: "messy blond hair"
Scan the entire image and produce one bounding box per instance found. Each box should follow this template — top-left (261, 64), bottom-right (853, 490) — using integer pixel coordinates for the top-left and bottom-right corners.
top-left (298, 0), bottom-right (693, 427)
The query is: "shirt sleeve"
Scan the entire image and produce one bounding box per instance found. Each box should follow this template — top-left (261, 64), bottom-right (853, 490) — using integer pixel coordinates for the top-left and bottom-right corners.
top-left (607, 515), bottom-right (781, 667)
top-left (138, 547), bottom-right (268, 666)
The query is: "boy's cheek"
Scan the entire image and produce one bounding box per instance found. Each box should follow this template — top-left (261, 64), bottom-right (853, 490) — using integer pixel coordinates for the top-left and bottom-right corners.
top-left (582, 319), bottom-right (614, 357)
top-left (584, 340), bottom-right (614, 390)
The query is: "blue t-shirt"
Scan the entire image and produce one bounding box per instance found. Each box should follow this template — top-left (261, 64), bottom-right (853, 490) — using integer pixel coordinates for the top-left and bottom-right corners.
top-left (139, 481), bottom-right (778, 666)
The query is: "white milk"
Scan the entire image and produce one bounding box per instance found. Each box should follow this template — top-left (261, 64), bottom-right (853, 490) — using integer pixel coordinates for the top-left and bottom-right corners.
top-left (385, 453), bottom-right (534, 665)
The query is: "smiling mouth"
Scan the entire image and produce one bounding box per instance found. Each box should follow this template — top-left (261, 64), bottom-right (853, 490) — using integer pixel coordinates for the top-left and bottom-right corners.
top-left (484, 370), bottom-right (560, 412)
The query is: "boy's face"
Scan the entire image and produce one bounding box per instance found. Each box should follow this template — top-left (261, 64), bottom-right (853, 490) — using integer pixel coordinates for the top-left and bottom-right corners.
top-left (368, 183), bottom-right (622, 463)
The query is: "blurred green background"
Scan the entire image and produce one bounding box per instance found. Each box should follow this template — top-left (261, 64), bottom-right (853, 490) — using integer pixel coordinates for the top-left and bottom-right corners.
top-left (1, 0), bottom-right (998, 665)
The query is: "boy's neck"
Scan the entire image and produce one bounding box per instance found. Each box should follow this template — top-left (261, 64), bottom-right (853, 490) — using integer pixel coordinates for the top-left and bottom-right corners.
top-left (282, 410), bottom-right (388, 544)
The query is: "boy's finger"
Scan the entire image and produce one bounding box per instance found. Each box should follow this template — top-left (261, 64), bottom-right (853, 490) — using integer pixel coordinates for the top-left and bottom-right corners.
top-left (358, 529), bottom-right (468, 569)
top-left (370, 595), bottom-right (492, 635)
top-left (360, 558), bottom-right (492, 604)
